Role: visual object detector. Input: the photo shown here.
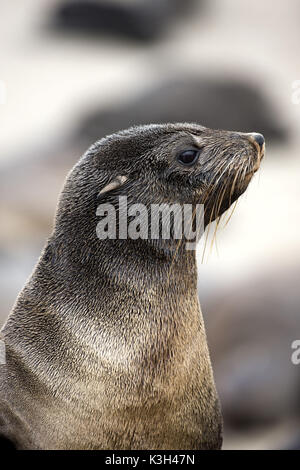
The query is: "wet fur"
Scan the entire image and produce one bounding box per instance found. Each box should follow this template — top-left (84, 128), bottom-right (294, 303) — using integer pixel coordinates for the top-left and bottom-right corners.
top-left (0, 123), bottom-right (261, 449)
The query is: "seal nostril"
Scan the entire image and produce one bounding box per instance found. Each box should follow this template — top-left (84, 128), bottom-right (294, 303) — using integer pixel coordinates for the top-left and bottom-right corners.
top-left (252, 133), bottom-right (265, 149)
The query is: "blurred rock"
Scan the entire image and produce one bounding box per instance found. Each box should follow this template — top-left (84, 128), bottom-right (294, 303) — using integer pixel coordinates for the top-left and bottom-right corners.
top-left (0, 148), bottom-right (74, 245)
top-left (204, 265), bottom-right (300, 435)
top-left (282, 432), bottom-right (300, 450)
top-left (76, 77), bottom-right (288, 145)
top-left (0, 244), bottom-right (44, 327)
top-left (52, 0), bottom-right (200, 42)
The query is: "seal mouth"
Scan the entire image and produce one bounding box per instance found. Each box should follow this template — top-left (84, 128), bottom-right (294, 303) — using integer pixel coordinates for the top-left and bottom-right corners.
top-left (245, 160), bottom-right (261, 177)
top-left (245, 146), bottom-right (264, 178)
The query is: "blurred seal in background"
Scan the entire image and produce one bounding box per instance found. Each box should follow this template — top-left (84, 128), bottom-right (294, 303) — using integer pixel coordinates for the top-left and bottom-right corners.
top-left (51, 0), bottom-right (201, 41)
top-left (76, 78), bottom-right (287, 146)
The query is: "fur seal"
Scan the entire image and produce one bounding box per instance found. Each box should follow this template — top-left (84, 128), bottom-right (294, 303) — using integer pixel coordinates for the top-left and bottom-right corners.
top-left (0, 123), bottom-right (264, 450)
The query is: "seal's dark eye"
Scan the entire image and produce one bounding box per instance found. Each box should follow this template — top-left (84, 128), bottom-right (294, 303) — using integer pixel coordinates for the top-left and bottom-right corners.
top-left (177, 149), bottom-right (199, 166)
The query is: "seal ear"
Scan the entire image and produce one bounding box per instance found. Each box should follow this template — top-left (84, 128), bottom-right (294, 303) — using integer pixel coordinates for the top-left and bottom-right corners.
top-left (98, 175), bottom-right (128, 196)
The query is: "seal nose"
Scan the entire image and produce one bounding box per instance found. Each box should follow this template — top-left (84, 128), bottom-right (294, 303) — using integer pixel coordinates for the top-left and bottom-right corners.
top-left (251, 133), bottom-right (265, 150)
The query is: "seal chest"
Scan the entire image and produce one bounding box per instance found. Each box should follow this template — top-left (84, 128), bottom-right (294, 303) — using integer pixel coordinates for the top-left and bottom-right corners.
top-left (0, 123), bottom-right (264, 449)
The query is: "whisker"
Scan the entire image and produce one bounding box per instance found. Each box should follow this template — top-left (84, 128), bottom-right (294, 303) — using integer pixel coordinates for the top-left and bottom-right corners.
top-left (209, 215), bottom-right (221, 255)
top-left (223, 199), bottom-right (239, 228)
top-left (201, 160), bottom-right (233, 263)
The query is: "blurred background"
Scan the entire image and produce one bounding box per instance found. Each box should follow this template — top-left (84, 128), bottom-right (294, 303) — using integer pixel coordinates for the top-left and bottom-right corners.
top-left (0, 0), bottom-right (300, 450)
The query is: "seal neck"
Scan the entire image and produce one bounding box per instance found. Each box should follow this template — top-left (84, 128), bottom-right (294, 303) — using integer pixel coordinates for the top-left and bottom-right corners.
top-left (42, 234), bottom-right (198, 300)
